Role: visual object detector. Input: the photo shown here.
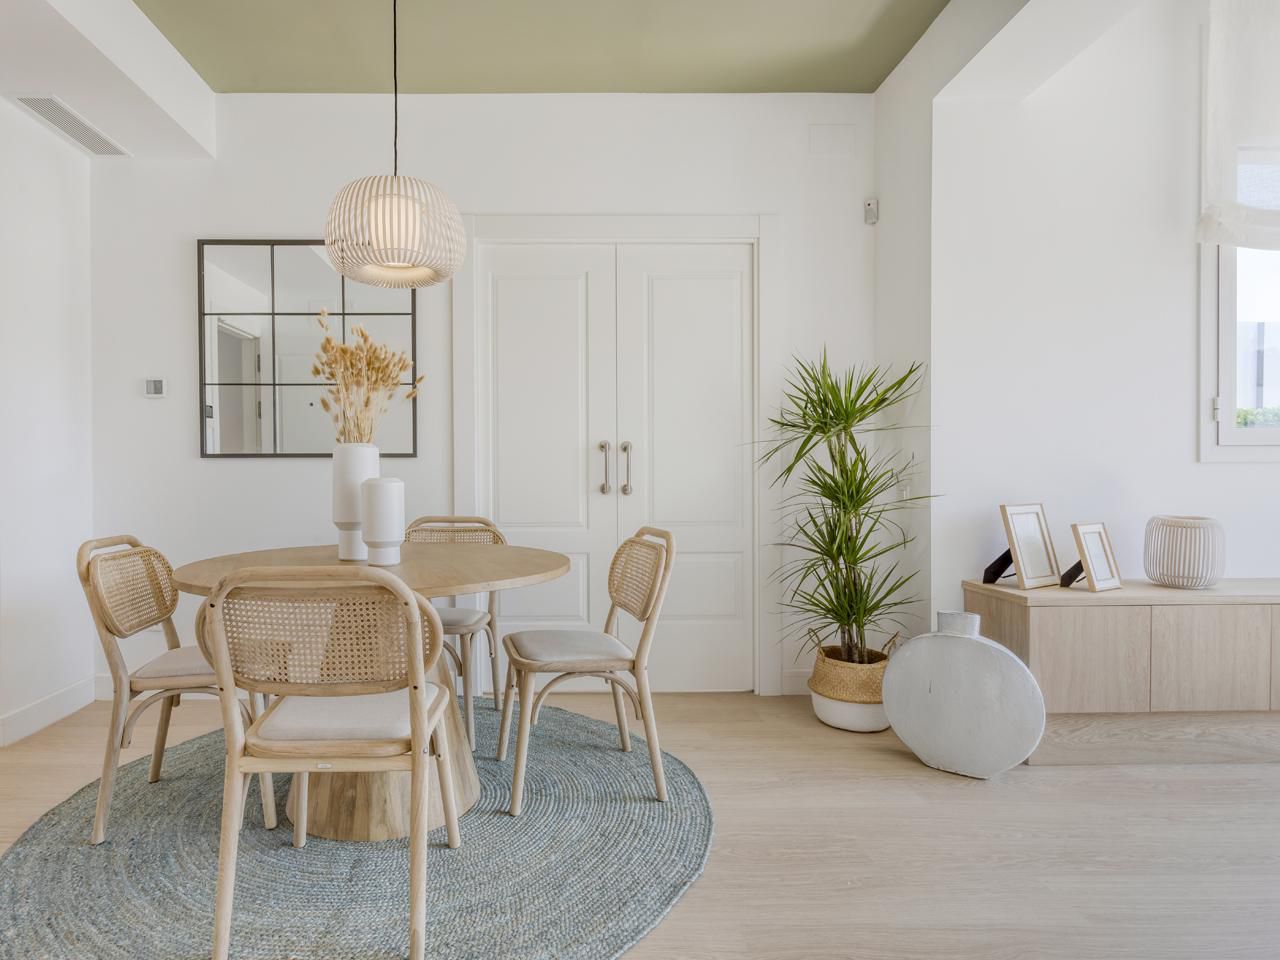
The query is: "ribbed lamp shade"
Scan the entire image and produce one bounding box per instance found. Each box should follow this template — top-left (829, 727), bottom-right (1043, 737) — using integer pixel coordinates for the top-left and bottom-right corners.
top-left (325, 175), bottom-right (466, 289)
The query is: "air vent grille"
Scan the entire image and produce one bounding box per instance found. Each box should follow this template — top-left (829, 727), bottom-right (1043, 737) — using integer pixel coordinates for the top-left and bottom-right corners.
top-left (12, 96), bottom-right (126, 156)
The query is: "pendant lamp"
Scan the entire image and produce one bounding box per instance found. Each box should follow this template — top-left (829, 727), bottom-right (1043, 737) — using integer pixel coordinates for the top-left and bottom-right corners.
top-left (325, 0), bottom-right (465, 288)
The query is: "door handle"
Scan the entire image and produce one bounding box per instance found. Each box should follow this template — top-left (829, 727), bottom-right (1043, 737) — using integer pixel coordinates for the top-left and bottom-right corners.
top-left (598, 440), bottom-right (612, 494)
top-left (620, 441), bottom-right (633, 495)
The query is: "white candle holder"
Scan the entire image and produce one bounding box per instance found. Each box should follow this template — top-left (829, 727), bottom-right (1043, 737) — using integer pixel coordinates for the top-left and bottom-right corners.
top-left (361, 477), bottom-right (405, 566)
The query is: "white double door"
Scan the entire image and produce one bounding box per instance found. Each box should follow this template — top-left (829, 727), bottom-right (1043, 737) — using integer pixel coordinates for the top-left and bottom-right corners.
top-left (477, 241), bottom-right (754, 691)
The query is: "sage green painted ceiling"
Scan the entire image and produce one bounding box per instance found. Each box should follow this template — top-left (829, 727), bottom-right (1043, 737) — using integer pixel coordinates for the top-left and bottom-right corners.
top-left (130, 0), bottom-right (949, 94)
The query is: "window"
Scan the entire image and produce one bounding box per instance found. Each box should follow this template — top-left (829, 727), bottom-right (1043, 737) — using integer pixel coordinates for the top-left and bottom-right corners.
top-left (1211, 245), bottom-right (1280, 452)
top-left (198, 240), bottom-right (417, 457)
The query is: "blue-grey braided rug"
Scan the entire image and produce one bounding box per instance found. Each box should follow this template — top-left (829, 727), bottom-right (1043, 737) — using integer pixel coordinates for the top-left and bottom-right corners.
top-left (0, 700), bottom-right (712, 959)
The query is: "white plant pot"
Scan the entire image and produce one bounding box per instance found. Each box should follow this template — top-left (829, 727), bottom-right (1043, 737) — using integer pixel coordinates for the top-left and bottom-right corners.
top-left (332, 442), bottom-right (380, 561)
top-left (361, 477), bottom-right (405, 566)
top-left (809, 692), bottom-right (890, 733)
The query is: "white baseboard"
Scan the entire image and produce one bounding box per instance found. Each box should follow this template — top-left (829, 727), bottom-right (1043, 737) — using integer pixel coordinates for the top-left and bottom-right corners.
top-left (0, 677), bottom-right (95, 746)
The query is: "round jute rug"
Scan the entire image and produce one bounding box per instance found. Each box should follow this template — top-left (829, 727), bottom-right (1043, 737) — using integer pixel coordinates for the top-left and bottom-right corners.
top-left (0, 701), bottom-right (712, 960)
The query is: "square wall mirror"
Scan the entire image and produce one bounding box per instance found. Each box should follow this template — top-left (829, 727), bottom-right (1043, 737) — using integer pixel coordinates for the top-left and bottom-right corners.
top-left (198, 240), bottom-right (417, 457)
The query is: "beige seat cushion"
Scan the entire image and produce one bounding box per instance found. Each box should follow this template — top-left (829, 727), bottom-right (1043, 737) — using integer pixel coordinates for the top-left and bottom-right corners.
top-left (259, 687), bottom-right (436, 741)
top-left (438, 606), bottom-right (489, 633)
top-left (130, 646), bottom-right (215, 690)
top-left (507, 630), bottom-right (633, 668)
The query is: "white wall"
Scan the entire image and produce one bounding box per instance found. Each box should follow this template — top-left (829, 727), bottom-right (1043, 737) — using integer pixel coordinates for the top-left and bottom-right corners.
top-left (930, 0), bottom-right (1280, 612)
top-left (0, 99), bottom-right (94, 744)
top-left (90, 93), bottom-right (876, 693)
top-left (873, 0), bottom-right (1029, 633)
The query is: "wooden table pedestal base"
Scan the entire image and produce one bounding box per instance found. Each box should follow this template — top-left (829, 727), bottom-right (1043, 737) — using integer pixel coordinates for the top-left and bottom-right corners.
top-left (284, 676), bottom-right (481, 841)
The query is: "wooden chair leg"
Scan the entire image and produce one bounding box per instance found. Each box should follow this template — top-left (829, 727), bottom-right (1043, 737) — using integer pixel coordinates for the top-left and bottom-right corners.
top-left (610, 679), bottom-right (632, 752)
top-left (408, 752), bottom-right (431, 960)
top-left (509, 670), bottom-right (536, 816)
top-left (487, 627), bottom-right (502, 711)
top-left (461, 632), bottom-right (476, 750)
top-left (147, 694), bottom-right (175, 783)
top-left (636, 670), bottom-right (668, 802)
top-left (433, 728), bottom-right (461, 849)
top-left (212, 758), bottom-right (247, 960)
top-left (292, 772), bottom-right (309, 848)
top-left (90, 692), bottom-right (128, 845)
top-left (496, 662), bottom-right (517, 761)
top-left (249, 693), bottom-right (278, 829)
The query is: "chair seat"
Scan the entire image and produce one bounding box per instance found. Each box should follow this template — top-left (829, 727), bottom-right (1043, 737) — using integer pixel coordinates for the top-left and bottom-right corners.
top-left (130, 646), bottom-right (215, 691)
top-left (438, 606), bottom-right (489, 634)
top-left (246, 686), bottom-right (441, 758)
top-left (506, 630), bottom-right (634, 670)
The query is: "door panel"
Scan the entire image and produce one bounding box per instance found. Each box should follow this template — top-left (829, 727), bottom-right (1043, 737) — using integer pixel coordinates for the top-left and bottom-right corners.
top-left (477, 244), bottom-right (618, 647)
top-left (617, 243), bottom-right (755, 691)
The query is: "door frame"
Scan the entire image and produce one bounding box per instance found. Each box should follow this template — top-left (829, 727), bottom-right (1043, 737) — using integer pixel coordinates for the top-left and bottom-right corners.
top-left (450, 214), bottom-right (782, 695)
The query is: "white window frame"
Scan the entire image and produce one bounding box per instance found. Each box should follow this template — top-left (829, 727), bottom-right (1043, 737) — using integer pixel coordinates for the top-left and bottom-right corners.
top-left (1199, 243), bottom-right (1280, 461)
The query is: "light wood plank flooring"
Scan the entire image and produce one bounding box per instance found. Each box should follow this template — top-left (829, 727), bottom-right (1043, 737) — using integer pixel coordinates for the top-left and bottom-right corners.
top-left (3, 693), bottom-right (1279, 959)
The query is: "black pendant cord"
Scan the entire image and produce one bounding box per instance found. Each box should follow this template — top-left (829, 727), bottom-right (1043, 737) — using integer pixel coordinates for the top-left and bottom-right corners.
top-left (392, 0), bottom-right (399, 177)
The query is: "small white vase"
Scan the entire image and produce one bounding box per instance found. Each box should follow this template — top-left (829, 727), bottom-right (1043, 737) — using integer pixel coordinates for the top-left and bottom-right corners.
top-left (333, 443), bottom-right (380, 561)
top-left (1143, 515), bottom-right (1225, 589)
top-left (361, 477), bottom-right (405, 566)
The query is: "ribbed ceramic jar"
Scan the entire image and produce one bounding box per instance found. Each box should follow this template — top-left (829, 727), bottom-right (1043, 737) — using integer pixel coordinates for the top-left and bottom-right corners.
top-left (1143, 515), bottom-right (1225, 589)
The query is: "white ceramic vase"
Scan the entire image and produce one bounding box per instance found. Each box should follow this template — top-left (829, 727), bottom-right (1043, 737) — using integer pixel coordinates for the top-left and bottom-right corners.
top-left (1143, 515), bottom-right (1225, 589)
top-left (361, 477), bottom-right (405, 566)
top-left (332, 442), bottom-right (380, 561)
top-left (882, 611), bottom-right (1046, 779)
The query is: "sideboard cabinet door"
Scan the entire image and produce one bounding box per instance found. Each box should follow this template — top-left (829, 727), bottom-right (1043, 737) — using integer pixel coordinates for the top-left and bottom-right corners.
top-left (1029, 607), bottom-right (1151, 713)
top-left (1151, 606), bottom-right (1272, 711)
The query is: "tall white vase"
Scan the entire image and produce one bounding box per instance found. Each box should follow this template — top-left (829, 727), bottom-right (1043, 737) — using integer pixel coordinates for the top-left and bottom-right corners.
top-left (1143, 515), bottom-right (1225, 589)
top-left (333, 442), bottom-right (380, 561)
top-left (361, 477), bottom-right (405, 566)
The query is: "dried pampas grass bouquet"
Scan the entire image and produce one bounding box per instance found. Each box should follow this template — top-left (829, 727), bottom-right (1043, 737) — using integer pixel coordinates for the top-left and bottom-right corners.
top-left (312, 309), bottom-right (424, 444)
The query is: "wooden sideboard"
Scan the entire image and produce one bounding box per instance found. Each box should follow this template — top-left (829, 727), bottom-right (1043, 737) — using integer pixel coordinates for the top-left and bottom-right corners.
top-left (963, 579), bottom-right (1280, 764)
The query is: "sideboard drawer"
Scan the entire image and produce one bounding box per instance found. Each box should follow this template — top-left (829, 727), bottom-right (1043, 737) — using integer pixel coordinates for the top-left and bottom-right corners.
top-left (1151, 606), bottom-right (1272, 711)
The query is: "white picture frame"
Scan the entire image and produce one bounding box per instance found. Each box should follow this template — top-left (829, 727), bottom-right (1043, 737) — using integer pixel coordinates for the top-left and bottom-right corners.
top-left (999, 503), bottom-right (1060, 589)
top-left (1071, 522), bottom-right (1122, 592)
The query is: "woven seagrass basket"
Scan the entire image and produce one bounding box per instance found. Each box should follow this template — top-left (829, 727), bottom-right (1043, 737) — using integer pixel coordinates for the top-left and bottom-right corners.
top-left (808, 645), bottom-right (888, 705)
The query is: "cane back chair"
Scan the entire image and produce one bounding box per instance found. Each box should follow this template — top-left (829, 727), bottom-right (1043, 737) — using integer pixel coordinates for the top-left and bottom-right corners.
top-left (76, 535), bottom-right (277, 845)
top-left (404, 515), bottom-right (506, 748)
top-left (497, 527), bottom-right (675, 816)
top-left (199, 565), bottom-right (458, 960)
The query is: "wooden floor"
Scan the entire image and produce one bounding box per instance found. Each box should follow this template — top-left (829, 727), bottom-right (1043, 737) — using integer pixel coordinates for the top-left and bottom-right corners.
top-left (3, 694), bottom-right (1279, 959)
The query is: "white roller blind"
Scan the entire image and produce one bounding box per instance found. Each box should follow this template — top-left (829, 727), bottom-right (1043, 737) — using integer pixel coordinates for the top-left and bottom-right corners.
top-left (1200, 0), bottom-right (1280, 249)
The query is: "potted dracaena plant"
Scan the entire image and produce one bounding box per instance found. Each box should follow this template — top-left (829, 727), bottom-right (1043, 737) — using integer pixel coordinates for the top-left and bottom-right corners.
top-left (762, 354), bottom-right (926, 732)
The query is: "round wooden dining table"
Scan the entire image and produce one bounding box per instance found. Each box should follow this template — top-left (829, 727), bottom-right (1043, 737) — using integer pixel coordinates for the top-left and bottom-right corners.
top-left (173, 541), bottom-right (570, 841)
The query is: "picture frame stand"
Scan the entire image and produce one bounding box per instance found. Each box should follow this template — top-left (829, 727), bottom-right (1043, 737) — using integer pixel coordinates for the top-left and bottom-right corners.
top-left (1059, 560), bottom-right (1085, 588)
top-left (982, 548), bottom-right (1014, 584)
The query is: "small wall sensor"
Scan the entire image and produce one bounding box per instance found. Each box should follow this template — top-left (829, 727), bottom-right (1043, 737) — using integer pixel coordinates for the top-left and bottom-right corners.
top-left (144, 378), bottom-right (166, 398)
top-left (864, 198), bottom-right (880, 225)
